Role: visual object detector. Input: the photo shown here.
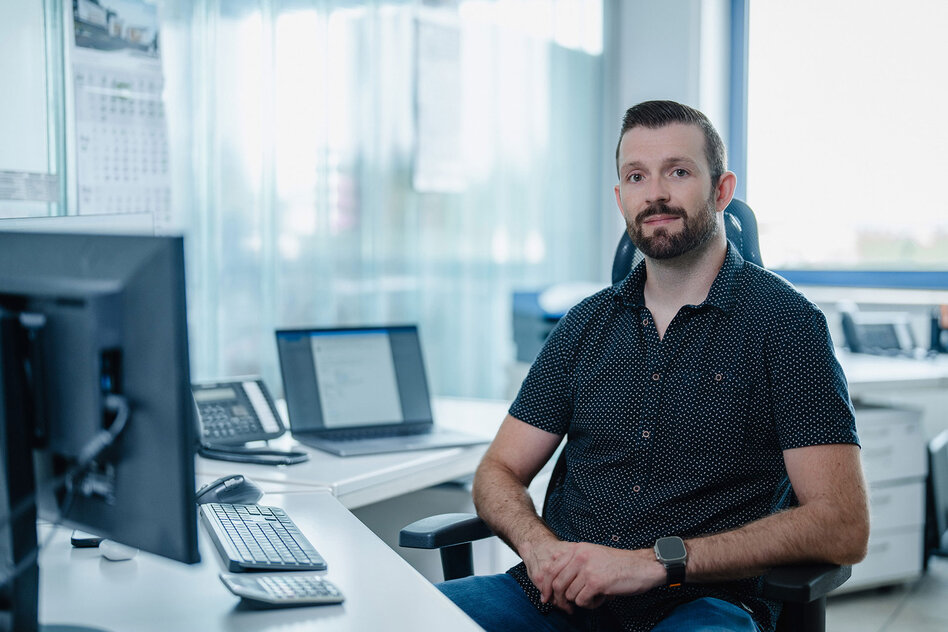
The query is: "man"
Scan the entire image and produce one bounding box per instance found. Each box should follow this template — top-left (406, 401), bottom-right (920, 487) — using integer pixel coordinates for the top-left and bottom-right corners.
top-left (438, 100), bottom-right (869, 632)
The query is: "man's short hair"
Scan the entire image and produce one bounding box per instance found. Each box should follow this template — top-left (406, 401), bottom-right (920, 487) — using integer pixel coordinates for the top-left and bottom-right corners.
top-left (615, 100), bottom-right (727, 186)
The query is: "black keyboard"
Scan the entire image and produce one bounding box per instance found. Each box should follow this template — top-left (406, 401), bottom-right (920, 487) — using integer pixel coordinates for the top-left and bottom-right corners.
top-left (200, 503), bottom-right (328, 572)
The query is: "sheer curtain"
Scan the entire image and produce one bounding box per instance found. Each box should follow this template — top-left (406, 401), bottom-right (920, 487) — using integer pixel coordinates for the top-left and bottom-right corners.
top-left (160, 0), bottom-right (603, 399)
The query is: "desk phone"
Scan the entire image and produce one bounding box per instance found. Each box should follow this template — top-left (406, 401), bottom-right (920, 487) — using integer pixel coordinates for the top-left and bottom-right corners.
top-left (193, 378), bottom-right (285, 445)
top-left (841, 309), bottom-right (917, 356)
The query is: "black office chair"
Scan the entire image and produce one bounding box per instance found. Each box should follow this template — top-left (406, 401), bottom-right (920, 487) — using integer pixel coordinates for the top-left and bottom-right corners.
top-left (400, 199), bottom-right (850, 632)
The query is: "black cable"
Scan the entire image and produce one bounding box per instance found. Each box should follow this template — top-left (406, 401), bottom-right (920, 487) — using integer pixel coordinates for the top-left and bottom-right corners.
top-left (0, 394), bottom-right (130, 588)
top-left (198, 442), bottom-right (309, 466)
top-left (76, 394), bottom-right (129, 469)
top-left (0, 395), bottom-right (129, 535)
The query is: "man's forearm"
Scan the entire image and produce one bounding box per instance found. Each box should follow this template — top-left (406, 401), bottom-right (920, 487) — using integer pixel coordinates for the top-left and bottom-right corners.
top-left (472, 456), bottom-right (558, 556)
top-left (684, 501), bottom-right (869, 583)
top-left (686, 443), bottom-right (869, 582)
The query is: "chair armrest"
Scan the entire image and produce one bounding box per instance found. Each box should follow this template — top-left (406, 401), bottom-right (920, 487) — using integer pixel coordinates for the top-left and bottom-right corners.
top-left (399, 513), bottom-right (493, 549)
top-left (762, 564), bottom-right (851, 603)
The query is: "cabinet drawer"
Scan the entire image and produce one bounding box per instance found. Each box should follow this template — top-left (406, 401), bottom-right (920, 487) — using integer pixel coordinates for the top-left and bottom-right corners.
top-left (869, 481), bottom-right (925, 531)
top-left (843, 528), bottom-right (923, 591)
top-left (856, 406), bottom-right (925, 483)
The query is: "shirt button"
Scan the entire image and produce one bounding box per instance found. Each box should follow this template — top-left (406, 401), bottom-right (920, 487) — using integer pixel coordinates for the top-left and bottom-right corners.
top-left (715, 373), bottom-right (723, 381)
top-left (633, 485), bottom-right (641, 492)
top-left (611, 534), bottom-right (620, 543)
top-left (652, 373), bottom-right (660, 381)
top-left (642, 430), bottom-right (650, 438)
top-left (642, 318), bottom-right (649, 327)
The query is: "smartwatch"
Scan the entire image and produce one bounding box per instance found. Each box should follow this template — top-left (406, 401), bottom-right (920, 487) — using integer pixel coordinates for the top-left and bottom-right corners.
top-left (654, 536), bottom-right (687, 588)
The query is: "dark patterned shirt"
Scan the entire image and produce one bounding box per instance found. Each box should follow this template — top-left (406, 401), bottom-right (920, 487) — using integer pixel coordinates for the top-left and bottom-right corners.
top-left (507, 244), bottom-right (858, 632)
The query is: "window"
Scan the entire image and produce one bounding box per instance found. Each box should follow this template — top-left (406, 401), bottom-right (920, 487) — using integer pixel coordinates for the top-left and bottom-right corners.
top-left (746, 0), bottom-right (948, 278)
top-left (161, 0), bottom-right (604, 398)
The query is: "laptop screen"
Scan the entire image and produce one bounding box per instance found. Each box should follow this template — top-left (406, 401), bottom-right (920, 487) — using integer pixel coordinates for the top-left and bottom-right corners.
top-left (276, 325), bottom-right (434, 433)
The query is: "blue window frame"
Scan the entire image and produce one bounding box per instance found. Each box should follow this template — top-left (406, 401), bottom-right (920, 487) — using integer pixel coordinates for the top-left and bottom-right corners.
top-left (732, 0), bottom-right (948, 290)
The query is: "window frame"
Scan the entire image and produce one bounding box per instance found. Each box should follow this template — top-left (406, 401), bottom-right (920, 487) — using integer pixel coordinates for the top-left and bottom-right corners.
top-left (732, 0), bottom-right (948, 290)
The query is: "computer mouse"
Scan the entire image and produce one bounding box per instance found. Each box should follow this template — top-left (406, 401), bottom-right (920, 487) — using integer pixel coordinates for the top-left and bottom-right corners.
top-left (99, 539), bottom-right (138, 561)
top-left (195, 474), bottom-right (264, 505)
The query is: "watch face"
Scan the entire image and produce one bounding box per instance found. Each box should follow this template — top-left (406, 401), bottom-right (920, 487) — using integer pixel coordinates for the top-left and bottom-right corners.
top-left (656, 537), bottom-right (687, 562)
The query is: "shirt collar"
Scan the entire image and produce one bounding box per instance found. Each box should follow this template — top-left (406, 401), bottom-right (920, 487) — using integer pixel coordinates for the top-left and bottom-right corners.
top-left (612, 241), bottom-right (745, 312)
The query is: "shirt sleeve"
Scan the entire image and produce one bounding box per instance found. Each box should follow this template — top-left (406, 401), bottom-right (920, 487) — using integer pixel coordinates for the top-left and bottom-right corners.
top-left (508, 310), bottom-right (578, 436)
top-left (768, 306), bottom-right (859, 450)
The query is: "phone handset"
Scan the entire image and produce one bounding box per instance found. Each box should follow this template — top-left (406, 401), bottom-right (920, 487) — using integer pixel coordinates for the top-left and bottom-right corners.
top-left (240, 380), bottom-right (283, 435)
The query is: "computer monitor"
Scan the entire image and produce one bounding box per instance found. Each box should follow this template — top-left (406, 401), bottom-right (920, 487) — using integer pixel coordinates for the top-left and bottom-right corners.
top-left (0, 232), bottom-right (200, 630)
top-left (0, 212), bottom-right (155, 236)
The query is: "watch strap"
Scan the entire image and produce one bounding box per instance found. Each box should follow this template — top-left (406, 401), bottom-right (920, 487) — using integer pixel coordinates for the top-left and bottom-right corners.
top-left (665, 561), bottom-right (686, 588)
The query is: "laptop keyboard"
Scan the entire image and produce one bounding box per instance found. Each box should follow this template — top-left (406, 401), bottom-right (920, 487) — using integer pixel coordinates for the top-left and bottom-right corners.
top-left (326, 426), bottom-right (422, 441)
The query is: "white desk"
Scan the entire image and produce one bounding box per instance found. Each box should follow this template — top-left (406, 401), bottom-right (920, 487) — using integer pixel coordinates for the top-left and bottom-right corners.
top-left (835, 349), bottom-right (948, 445)
top-left (39, 490), bottom-right (483, 632)
top-left (196, 362), bottom-right (946, 510)
top-left (197, 397), bottom-right (508, 509)
top-left (836, 349), bottom-right (948, 395)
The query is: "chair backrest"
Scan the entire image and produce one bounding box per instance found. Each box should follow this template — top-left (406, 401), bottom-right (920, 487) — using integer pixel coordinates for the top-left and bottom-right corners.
top-left (611, 198), bottom-right (763, 285)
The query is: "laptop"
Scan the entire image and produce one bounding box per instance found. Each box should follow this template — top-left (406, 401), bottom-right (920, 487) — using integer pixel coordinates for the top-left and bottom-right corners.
top-left (275, 325), bottom-right (491, 457)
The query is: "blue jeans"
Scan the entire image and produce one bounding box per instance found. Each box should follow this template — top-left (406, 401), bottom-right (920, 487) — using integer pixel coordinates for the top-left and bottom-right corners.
top-left (438, 574), bottom-right (760, 632)
top-left (650, 596), bottom-right (761, 632)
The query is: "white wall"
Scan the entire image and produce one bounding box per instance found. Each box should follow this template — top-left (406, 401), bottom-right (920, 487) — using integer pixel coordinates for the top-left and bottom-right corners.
top-left (606, 0), bottom-right (730, 137)
top-left (597, 0), bottom-right (732, 278)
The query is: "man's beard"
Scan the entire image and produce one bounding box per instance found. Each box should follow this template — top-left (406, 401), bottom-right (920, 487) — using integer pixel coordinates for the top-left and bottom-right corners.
top-left (626, 194), bottom-right (718, 260)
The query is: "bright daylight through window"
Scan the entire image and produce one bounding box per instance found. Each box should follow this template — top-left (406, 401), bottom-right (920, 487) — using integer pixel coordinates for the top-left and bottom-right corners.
top-left (747, 0), bottom-right (948, 271)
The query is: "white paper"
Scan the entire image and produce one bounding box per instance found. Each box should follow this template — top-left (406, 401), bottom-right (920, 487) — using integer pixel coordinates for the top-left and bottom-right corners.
top-left (71, 0), bottom-right (171, 231)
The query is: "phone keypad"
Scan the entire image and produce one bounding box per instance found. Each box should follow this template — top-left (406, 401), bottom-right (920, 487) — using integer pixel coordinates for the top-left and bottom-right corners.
top-left (200, 404), bottom-right (264, 439)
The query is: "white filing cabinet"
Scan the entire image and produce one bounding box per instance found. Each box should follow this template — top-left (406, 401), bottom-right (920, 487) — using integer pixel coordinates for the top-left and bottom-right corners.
top-left (837, 403), bottom-right (927, 592)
